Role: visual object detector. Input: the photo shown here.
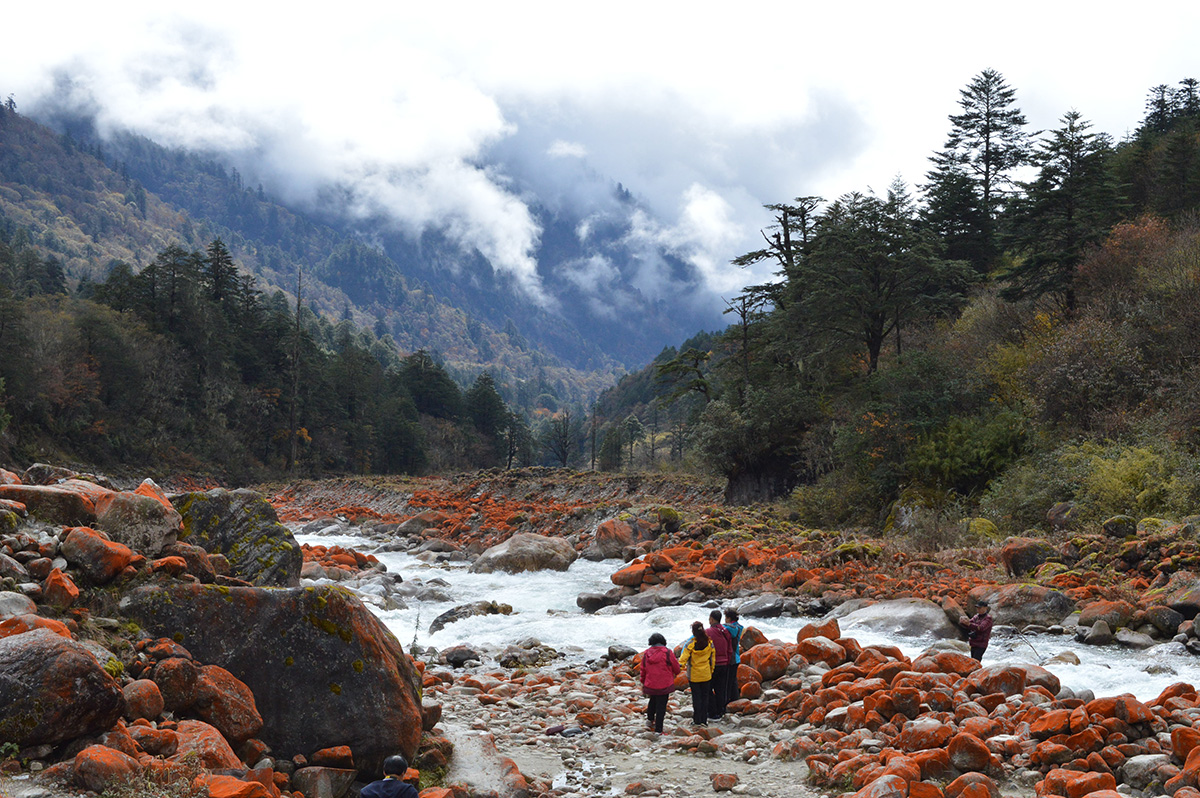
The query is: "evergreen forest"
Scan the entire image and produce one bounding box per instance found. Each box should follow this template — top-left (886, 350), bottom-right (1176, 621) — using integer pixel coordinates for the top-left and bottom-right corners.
top-left (592, 72), bottom-right (1200, 534)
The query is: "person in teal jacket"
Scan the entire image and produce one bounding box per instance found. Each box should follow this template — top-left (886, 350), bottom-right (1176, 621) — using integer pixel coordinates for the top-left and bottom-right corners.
top-left (678, 621), bottom-right (715, 726)
top-left (723, 607), bottom-right (745, 707)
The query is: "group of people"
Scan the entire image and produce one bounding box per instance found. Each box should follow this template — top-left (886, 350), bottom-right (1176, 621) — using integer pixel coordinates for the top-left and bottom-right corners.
top-left (638, 608), bottom-right (743, 732)
top-left (639, 600), bottom-right (995, 732)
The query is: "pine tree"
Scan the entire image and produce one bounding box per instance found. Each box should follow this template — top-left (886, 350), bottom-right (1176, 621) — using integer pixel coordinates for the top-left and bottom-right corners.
top-left (926, 69), bottom-right (1030, 270)
top-left (1002, 111), bottom-right (1120, 312)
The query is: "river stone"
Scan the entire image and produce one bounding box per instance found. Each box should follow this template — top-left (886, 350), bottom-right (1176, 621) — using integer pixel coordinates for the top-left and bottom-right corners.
top-left (0, 628), bottom-right (125, 747)
top-left (469, 532), bottom-right (577, 574)
top-left (170, 488), bottom-right (302, 586)
top-left (576, 590), bottom-right (621, 613)
top-left (971, 584), bottom-right (1075, 628)
top-left (120, 583), bottom-right (421, 778)
top-left (0, 591), bottom-right (36, 618)
top-left (429, 600), bottom-right (512, 634)
top-left (1115, 628), bottom-right (1156, 649)
top-left (832, 598), bottom-right (963, 640)
top-left (1000, 537), bottom-right (1057, 577)
top-left (736, 593), bottom-right (789, 618)
top-left (1147, 570), bottom-right (1200, 619)
top-left (1122, 754), bottom-right (1172, 790)
top-left (94, 489), bottom-right (181, 557)
top-left (443, 644), bottom-right (484, 667)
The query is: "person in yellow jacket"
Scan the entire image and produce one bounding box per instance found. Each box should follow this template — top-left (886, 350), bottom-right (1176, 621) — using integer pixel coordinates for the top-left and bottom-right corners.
top-left (678, 621), bottom-right (716, 726)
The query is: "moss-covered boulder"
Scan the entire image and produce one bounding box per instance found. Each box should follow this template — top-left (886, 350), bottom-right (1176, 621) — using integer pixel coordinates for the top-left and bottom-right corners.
top-left (1000, 536), bottom-right (1057, 577)
top-left (0, 628), bottom-right (125, 746)
top-left (170, 488), bottom-right (301, 587)
top-left (120, 583), bottom-right (422, 778)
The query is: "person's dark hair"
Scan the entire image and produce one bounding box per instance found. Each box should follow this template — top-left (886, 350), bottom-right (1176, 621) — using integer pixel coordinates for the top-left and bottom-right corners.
top-left (709, 610), bottom-right (722, 624)
top-left (382, 754), bottom-right (409, 776)
top-left (649, 632), bottom-right (666, 646)
top-left (691, 621), bottom-right (709, 648)
top-left (724, 608), bottom-right (739, 622)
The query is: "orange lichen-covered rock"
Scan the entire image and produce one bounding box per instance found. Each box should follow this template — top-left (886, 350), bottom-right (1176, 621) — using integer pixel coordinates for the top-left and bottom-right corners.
top-left (947, 732), bottom-right (992, 773)
top-left (196, 774), bottom-right (273, 798)
top-left (853, 774), bottom-right (909, 798)
top-left (194, 664), bottom-right (263, 744)
top-left (896, 719), bottom-right (954, 752)
top-left (1030, 708), bottom-right (1072, 739)
top-left (74, 744), bottom-right (142, 793)
top-left (123, 679), bottom-right (165, 721)
top-left (797, 636), bottom-right (845, 667)
top-left (0, 613), bottom-right (72, 639)
top-left (43, 568), bottom-right (80, 609)
top-left (1174, 727), bottom-right (1200, 761)
top-left (60, 526), bottom-right (135, 584)
top-left (173, 719), bottom-right (242, 769)
top-left (611, 562), bottom-right (648, 587)
top-left (741, 644), bottom-right (790, 681)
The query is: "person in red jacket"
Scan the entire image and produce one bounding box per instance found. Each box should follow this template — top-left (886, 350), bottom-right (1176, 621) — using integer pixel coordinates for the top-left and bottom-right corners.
top-left (639, 632), bottom-right (681, 733)
top-left (705, 610), bottom-right (733, 720)
top-left (959, 599), bottom-right (994, 661)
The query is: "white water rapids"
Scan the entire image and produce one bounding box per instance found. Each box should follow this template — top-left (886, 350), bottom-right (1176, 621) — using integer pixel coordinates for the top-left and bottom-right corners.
top-left (298, 532), bottom-right (1200, 703)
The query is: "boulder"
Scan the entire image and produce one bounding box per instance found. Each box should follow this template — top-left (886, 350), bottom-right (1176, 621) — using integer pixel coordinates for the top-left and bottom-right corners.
top-left (122, 583), bottom-right (422, 778)
top-left (1000, 536), bottom-right (1057, 577)
top-left (0, 482), bottom-right (99, 526)
top-left (0, 628), bottom-right (124, 746)
top-left (174, 718), bottom-right (242, 769)
top-left (1079, 599), bottom-right (1135, 629)
top-left (576, 590), bottom-right (621, 613)
top-left (469, 533), bottom-right (577, 574)
top-left (194, 664), bottom-right (264, 744)
top-left (59, 526), bottom-right (135, 585)
top-left (429, 600), bottom-right (512, 634)
top-left (74, 744), bottom-right (142, 792)
top-left (1102, 515), bottom-right (1137, 538)
top-left (590, 519), bottom-right (634, 559)
top-left (290, 766), bottom-right (358, 798)
top-left (834, 598), bottom-right (963, 640)
top-left (171, 488), bottom-right (302, 586)
top-left (94, 488), bottom-right (181, 557)
top-left (972, 584), bottom-right (1074, 627)
top-left (1148, 571), bottom-right (1200, 619)
top-left (736, 593), bottom-right (789, 618)
top-left (0, 591), bottom-right (36, 618)
top-left (123, 678), bottom-right (165, 721)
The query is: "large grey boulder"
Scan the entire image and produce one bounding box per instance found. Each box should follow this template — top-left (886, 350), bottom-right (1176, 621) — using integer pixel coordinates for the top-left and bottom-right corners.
top-left (469, 533), bottom-right (577, 574)
top-left (121, 583), bottom-right (421, 778)
top-left (0, 591), bottom-right (36, 618)
top-left (832, 598), bottom-right (963, 640)
top-left (0, 629), bottom-right (125, 746)
top-left (171, 488), bottom-right (302, 586)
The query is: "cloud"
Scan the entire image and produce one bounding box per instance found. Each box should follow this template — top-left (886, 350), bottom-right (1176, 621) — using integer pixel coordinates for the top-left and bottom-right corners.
top-left (548, 140), bottom-right (587, 159)
top-left (5, 1), bottom-right (1200, 319)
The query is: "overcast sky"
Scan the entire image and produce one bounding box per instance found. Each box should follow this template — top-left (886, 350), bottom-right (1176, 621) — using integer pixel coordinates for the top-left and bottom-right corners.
top-left (5, 2), bottom-right (1199, 302)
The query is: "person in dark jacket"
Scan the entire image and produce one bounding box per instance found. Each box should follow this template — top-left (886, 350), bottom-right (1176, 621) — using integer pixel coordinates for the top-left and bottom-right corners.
top-left (639, 632), bottom-right (681, 733)
top-left (723, 608), bottom-right (744, 706)
top-left (705, 610), bottom-right (733, 720)
top-left (360, 754), bottom-right (419, 798)
top-left (959, 599), bottom-right (994, 661)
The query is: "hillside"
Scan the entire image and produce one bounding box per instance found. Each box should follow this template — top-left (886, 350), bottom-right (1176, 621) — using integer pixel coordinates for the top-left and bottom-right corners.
top-left (0, 105), bottom-right (625, 407)
top-left (591, 74), bottom-right (1200, 533)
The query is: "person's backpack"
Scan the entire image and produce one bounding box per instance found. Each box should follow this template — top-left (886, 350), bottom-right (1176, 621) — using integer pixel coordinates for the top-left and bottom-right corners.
top-left (642, 647), bottom-right (676, 692)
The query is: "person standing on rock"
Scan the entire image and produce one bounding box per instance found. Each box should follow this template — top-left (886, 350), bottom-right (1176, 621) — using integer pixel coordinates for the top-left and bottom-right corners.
top-left (723, 607), bottom-right (744, 707)
top-left (640, 632), bottom-right (681, 733)
top-left (959, 599), bottom-right (994, 662)
top-left (706, 610), bottom-right (733, 720)
top-left (361, 754), bottom-right (419, 798)
top-left (679, 621), bottom-right (715, 726)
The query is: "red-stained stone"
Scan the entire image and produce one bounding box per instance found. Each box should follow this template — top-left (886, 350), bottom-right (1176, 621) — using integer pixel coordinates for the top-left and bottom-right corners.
top-left (310, 745), bottom-right (355, 769)
top-left (896, 719), bottom-right (953, 752)
top-left (153, 656), bottom-right (200, 713)
top-left (60, 526), bottom-right (134, 584)
top-left (610, 562), bottom-right (648, 587)
top-left (797, 635), bottom-right (845, 667)
top-left (194, 664), bottom-right (263, 744)
top-left (172, 719), bottom-right (242, 769)
top-left (74, 744), bottom-right (142, 793)
top-left (711, 773), bottom-right (740, 791)
top-left (196, 774), bottom-right (273, 798)
top-left (42, 568), bottom-right (80, 609)
top-left (150, 556), bottom-right (189, 576)
top-left (741, 644), bottom-right (790, 681)
top-left (123, 679), bottom-right (165, 722)
top-left (128, 726), bottom-right (178, 757)
top-left (0, 613), bottom-right (72, 639)
top-left (948, 732), bottom-right (991, 773)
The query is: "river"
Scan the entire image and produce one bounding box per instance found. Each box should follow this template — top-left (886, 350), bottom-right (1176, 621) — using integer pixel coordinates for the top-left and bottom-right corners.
top-left (297, 532), bottom-right (1198, 703)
